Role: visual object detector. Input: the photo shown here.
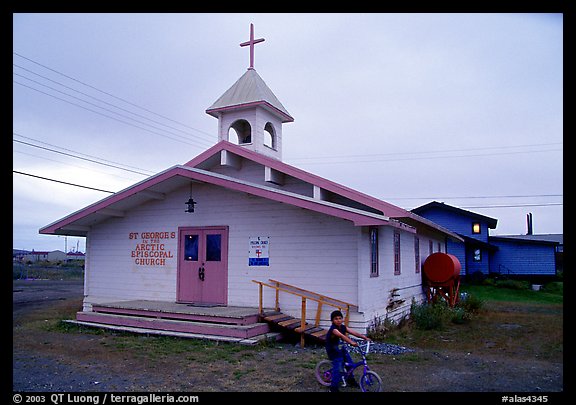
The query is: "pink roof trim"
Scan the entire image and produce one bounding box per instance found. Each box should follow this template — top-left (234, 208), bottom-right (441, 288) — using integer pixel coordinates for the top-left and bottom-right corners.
top-left (184, 141), bottom-right (462, 241)
top-left (185, 141), bottom-right (409, 218)
top-left (41, 141), bottom-right (460, 241)
top-left (40, 166), bottom-right (392, 235)
top-left (206, 100), bottom-right (294, 123)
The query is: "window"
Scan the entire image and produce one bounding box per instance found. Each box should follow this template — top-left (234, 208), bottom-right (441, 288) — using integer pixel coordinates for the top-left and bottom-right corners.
top-left (473, 248), bottom-right (482, 262)
top-left (263, 122), bottom-right (276, 149)
top-left (437, 242), bottom-right (441, 253)
top-left (205, 234), bottom-right (222, 262)
top-left (228, 119), bottom-right (252, 144)
top-left (429, 240), bottom-right (433, 256)
top-left (394, 231), bottom-right (401, 275)
top-left (472, 222), bottom-right (481, 234)
top-left (414, 236), bottom-right (420, 273)
top-left (369, 227), bottom-right (379, 277)
top-left (184, 235), bottom-right (199, 261)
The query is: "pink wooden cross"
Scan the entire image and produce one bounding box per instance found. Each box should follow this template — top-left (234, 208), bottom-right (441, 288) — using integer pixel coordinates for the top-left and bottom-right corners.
top-left (240, 23), bottom-right (265, 69)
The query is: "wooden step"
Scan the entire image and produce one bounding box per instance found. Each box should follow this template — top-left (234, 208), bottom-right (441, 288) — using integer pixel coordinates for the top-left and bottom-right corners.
top-left (278, 318), bottom-right (301, 328)
top-left (259, 311), bottom-right (328, 343)
top-left (66, 320), bottom-right (281, 345)
top-left (264, 313), bottom-right (292, 322)
top-left (92, 301), bottom-right (260, 325)
top-left (76, 311), bottom-right (270, 339)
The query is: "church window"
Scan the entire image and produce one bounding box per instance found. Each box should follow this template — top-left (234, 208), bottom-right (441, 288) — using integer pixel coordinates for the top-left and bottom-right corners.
top-left (369, 227), bottom-right (378, 277)
top-left (394, 231), bottom-right (401, 275)
top-left (263, 122), bottom-right (276, 149)
top-left (228, 119), bottom-right (252, 144)
top-left (414, 236), bottom-right (420, 273)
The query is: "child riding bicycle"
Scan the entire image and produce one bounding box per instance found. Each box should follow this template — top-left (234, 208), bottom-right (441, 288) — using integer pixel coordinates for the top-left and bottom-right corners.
top-left (325, 310), bottom-right (371, 392)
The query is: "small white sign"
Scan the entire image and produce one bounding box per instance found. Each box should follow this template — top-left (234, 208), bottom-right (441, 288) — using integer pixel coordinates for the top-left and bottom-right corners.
top-left (249, 236), bottom-right (269, 266)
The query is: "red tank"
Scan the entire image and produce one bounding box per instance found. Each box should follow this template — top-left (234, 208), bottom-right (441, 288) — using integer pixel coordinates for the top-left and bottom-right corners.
top-left (422, 252), bottom-right (461, 284)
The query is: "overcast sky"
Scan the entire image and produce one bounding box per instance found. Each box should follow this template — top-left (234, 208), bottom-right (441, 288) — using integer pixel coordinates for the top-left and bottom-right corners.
top-left (13, 13), bottom-right (563, 252)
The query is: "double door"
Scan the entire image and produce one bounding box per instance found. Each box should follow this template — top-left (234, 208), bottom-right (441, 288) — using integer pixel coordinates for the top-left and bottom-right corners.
top-left (177, 226), bottom-right (228, 305)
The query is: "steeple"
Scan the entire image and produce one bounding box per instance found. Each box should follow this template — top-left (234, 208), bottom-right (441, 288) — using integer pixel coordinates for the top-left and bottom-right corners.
top-left (206, 23), bottom-right (293, 161)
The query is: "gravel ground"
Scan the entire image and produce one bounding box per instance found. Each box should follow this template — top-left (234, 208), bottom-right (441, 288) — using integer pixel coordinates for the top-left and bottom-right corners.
top-left (13, 279), bottom-right (563, 393)
top-left (349, 342), bottom-right (414, 355)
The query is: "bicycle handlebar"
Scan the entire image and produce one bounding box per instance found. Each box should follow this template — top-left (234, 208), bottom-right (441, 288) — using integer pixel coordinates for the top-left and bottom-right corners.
top-left (345, 339), bottom-right (371, 355)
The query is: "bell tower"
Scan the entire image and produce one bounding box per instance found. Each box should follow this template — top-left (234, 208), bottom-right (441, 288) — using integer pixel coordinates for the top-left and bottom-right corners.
top-left (206, 23), bottom-right (293, 161)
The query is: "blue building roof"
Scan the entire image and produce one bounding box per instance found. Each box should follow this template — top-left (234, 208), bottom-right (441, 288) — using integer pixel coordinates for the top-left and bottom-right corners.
top-left (412, 201), bottom-right (498, 229)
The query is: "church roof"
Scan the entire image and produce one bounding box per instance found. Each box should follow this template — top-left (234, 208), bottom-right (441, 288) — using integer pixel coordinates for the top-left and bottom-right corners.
top-left (206, 68), bottom-right (294, 122)
top-left (39, 164), bottom-right (393, 237)
top-left (185, 142), bottom-right (463, 242)
top-left (39, 141), bottom-right (462, 242)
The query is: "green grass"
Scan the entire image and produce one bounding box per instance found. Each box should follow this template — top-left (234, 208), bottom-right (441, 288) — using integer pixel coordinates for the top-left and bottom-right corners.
top-left (461, 281), bottom-right (563, 304)
top-left (13, 262), bottom-right (84, 280)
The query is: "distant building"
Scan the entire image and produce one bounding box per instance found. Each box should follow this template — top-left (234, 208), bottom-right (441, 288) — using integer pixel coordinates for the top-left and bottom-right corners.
top-left (21, 250), bottom-right (67, 263)
top-left (412, 202), bottom-right (561, 279)
top-left (13, 249), bottom-right (30, 262)
top-left (411, 202), bottom-right (498, 276)
top-left (66, 251), bottom-right (86, 261)
top-left (489, 234), bottom-right (562, 277)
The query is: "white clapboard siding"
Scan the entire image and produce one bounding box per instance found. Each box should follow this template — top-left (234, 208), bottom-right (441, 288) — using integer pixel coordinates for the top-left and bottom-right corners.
top-left (84, 182), bottom-right (358, 311)
top-left (82, 180), bottom-right (445, 331)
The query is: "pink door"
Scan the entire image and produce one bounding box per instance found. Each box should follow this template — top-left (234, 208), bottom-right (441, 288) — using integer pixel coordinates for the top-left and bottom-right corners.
top-left (177, 226), bottom-right (228, 305)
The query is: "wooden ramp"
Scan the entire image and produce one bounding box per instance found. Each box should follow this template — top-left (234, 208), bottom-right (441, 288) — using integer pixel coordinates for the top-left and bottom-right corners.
top-left (260, 310), bottom-right (328, 343)
top-left (253, 279), bottom-right (358, 346)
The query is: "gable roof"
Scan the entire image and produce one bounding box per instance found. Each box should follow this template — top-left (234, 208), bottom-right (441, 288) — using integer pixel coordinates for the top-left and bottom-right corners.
top-left (40, 165), bottom-right (397, 237)
top-left (411, 201), bottom-right (498, 229)
top-left (40, 141), bottom-right (462, 242)
top-left (185, 141), bottom-right (463, 241)
top-left (186, 141), bottom-right (412, 218)
top-left (206, 69), bottom-right (294, 122)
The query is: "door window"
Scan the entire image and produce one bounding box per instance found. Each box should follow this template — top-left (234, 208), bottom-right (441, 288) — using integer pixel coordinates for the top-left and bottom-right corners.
top-left (184, 235), bottom-right (199, 261)
top-left (205, 234), bottom-right (222, 262)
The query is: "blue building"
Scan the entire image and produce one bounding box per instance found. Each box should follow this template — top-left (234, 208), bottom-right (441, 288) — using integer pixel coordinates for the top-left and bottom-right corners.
top-left (489, 234), bottom-right (561, 278)
top-left (412, 202), bottom-right (560, 279)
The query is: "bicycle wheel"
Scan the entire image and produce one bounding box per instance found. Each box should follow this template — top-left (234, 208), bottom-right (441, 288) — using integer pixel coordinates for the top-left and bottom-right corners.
top-left (360, 370), bottom-right (383, 392)
top-left (314, 360), bottom-right (333, 386)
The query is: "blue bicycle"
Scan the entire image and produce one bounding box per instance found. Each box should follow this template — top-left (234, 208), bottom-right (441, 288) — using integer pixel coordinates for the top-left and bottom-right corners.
top-left (315, 339), bottom-right (383, 392)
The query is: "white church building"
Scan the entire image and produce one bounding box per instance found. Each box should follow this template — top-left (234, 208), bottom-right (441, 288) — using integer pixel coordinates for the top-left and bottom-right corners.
top-left (40, 25), bottom-right (461, 340)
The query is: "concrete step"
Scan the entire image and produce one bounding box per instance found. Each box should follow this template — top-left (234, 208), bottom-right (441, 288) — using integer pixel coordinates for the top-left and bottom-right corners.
top-left (76, 311), bottom-right (270, 339)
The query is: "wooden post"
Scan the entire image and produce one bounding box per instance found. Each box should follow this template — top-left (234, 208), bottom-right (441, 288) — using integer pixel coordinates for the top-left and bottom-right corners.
top-left (344, 305), bottom-right (350, 327)
top-left (258, 283), bottom-right (263, 315)
top-left (274, 281), bottom-right (280, 311)
top-left (315, 301), bottom-right (323, 327)
top-left (300, 297), bottom-right (306, 348)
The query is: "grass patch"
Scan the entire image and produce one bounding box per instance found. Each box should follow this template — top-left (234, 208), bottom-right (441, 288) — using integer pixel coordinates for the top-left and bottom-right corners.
top-left (373, 282), bottom-right (562, 364)
top-left (461, 282), bottom-right (563, 304)
top-left (13, 263), bottom-right (84, 280)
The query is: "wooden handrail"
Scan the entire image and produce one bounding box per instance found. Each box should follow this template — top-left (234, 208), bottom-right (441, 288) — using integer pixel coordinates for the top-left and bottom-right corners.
top-left (268, 279), bottom-right (358, 310)
top-left (252, 279), bottom-right (358, 347)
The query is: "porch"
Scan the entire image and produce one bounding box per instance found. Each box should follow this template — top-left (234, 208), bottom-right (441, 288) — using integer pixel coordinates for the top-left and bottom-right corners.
top-left (69, 299), bottom-right (279, 345)
top-left (68, 279), bottom-right (360, 347)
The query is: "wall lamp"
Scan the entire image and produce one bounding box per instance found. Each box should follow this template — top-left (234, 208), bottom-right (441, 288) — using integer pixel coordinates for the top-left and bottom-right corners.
top-left (185, 183), bottom-right (197, 213)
